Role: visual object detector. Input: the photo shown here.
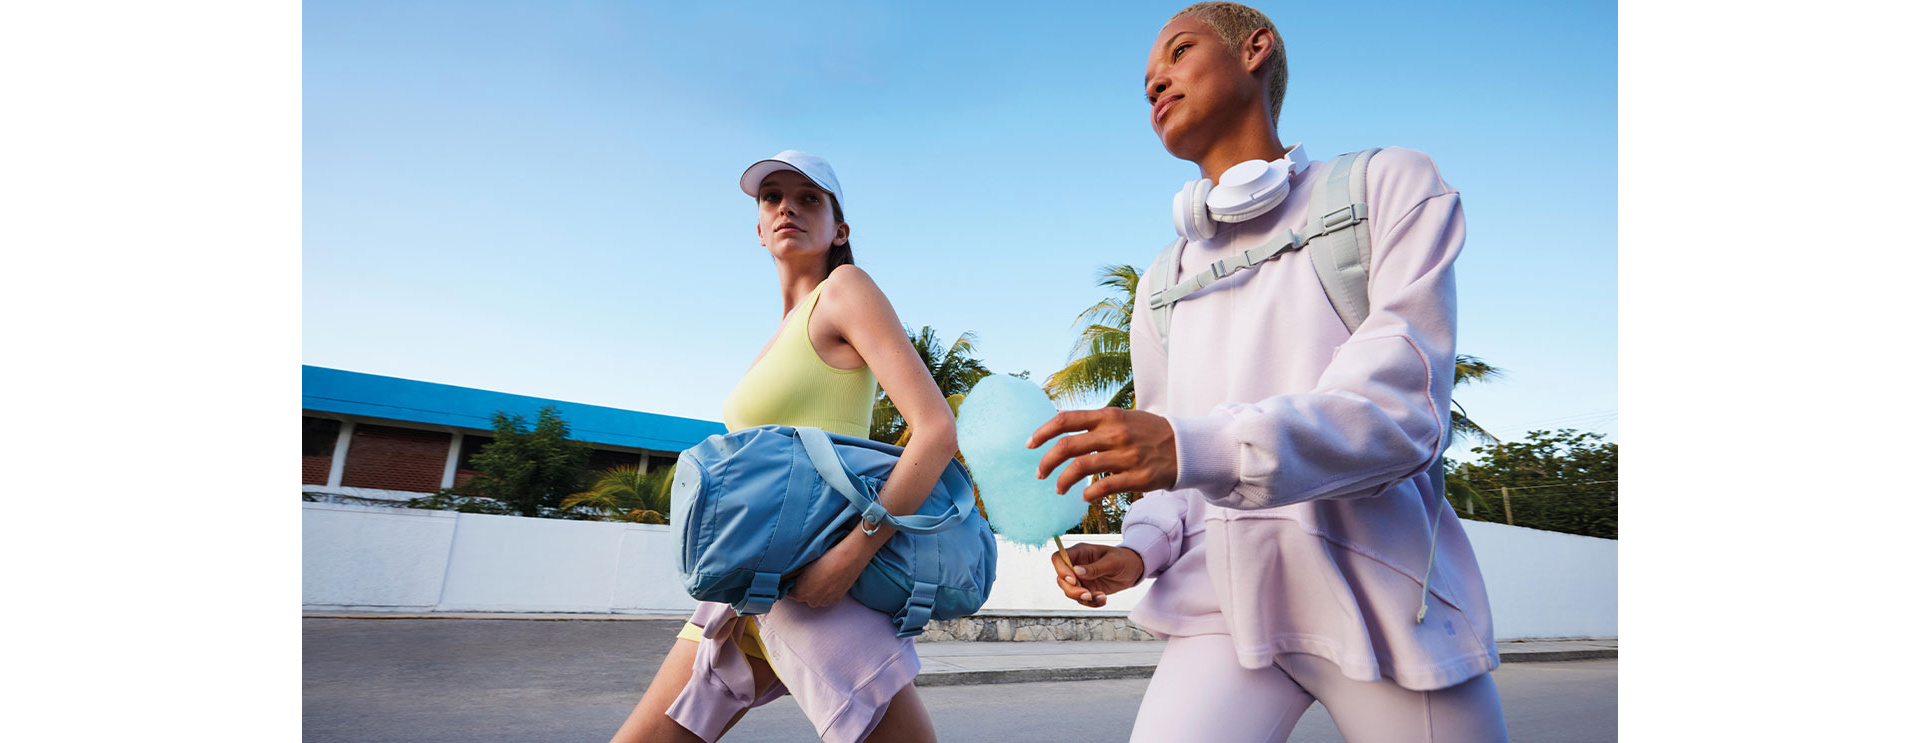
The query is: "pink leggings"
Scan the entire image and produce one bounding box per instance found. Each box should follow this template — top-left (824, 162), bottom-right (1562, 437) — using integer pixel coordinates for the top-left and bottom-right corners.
top-left (1129, 634), bottom-right (1508, 742)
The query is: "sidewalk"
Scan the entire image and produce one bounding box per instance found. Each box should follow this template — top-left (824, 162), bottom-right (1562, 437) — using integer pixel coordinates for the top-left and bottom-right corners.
top-left (304, 611), bottom-right (1614, 687)
top-left (916, 637), bottom-right (1617, 686)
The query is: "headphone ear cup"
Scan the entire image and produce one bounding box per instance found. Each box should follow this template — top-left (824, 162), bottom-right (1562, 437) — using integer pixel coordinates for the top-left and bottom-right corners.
top-left (1211, 177), bottom-right (1290, 224)
top-left (1172, 178), bottom-right (1217, 241)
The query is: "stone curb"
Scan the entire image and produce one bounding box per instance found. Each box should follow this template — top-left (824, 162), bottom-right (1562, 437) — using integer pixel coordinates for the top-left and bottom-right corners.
top-left (913, 644), bottom-right (1616, 687)
top-left (915, 665), bottom-right (1156, 687)
top-left (303, 612), bottom-right (688, 621)
top-left (1496, 647), bottom-right (1617, 663)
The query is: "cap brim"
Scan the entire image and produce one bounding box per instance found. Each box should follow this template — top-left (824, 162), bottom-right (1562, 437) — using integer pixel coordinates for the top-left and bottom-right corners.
top-left (739, 159), bottom-right (824, 197)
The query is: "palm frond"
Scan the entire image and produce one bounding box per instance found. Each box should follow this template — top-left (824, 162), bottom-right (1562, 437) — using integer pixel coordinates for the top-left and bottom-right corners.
top-left (1450, 409), bottom-right (1500, 445)
top-left (873, 325), bottom-right (987, 444)
top-left (1453, 354), bottom-right (1506, 388)
top-left (1046, 264), bottom-right (1142, 406)
top-left (1044, 351), bottom-right (1133, 403)
top-left (1448, 354), bottom-right (1506, 445)
top-left (563, 465), bottom-right (674, 522)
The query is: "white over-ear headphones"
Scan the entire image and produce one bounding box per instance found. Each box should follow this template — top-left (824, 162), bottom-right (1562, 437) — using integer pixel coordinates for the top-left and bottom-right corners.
top-left (1171, 151), bottom-right (1304, 241)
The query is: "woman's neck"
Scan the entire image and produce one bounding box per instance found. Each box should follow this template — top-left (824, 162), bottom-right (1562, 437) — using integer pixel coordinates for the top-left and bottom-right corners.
top-left (775, 261), bottom-right (830, 316)
top-left (1195, 114), bottom-right (1287, 183)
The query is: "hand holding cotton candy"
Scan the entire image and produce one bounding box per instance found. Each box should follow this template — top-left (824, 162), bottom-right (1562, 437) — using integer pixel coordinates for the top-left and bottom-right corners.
top-left (955, 375), bottom-right (1092, 548)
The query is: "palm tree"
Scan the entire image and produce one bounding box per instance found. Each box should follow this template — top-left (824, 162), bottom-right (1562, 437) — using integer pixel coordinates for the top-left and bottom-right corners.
top-left (1450, 355), bottom-right (1506, 445)
top-left (1040, 264), bottom-right (1142, 534)
top-left (1044, 264), bottom-right (1139, 409)
top-left (865, 325), bottom-right (993, 523)
top-left (870, 325), bottom-right (991, 446)
top-left (562, 465), bottom-right (674, 524)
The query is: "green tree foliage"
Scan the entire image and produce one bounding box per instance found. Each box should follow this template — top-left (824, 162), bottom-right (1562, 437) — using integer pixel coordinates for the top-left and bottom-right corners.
top-left (870, 325), bottom-right (991, 445)
top-left (1045, 264), bottom-right (1138, 410)
top-left (1043, 265), bottom-right (1143, 534)
top-left (563, 465), bottom-right (674, 524)
top-left (863, 324), bottom-right (993, 522)
top-left (1446, 429), bottom-right (1617, 539)
top-left (1449, 355), bottom-right (1506, 445)
top-left (408, 406), bottom-right (592, 518)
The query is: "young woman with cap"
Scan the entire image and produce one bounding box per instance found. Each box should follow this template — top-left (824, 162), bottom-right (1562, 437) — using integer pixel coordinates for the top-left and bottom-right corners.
top-left (608, 151), bottom-right (951, 743)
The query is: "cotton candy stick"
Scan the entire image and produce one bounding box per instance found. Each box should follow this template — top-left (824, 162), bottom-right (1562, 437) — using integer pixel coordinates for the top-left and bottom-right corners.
top-left (1052, 535), bottom-right (1099, 605)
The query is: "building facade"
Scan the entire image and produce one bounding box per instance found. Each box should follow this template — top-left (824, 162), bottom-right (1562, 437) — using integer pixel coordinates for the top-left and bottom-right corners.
top-left (301, 365), bottom-right (726, 504)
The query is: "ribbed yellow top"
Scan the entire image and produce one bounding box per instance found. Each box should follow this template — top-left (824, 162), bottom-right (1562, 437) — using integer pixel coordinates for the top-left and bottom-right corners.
top-left (722, 282), bottom-right (877, 438)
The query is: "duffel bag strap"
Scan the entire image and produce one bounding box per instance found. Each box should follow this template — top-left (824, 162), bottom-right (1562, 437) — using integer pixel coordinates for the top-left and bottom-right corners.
top-left (736, 433), bottom-right (829, 615)
top-left (740, 571), bottom-right (783, 616)
top-left (895, 580), bottom-right (939, 638)
top-left (796, 426), bottom-right (969, 535)
top-left (891, 518), bottom-right (948, 637)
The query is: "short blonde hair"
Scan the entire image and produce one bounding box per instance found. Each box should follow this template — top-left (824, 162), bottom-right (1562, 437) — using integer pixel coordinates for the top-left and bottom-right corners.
top-left (1168, 2), bottom-right (1287, 124)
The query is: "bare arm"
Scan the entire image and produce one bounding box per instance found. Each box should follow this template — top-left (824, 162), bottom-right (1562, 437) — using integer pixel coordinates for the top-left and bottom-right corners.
top-left (829, 265), bottom-right (958, 549)
top-left (788, 266), bottom-right (959, 606)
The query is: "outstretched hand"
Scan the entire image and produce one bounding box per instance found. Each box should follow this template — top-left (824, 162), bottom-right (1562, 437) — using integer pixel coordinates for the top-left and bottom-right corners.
top-left (1051, 543), bottom-right (1146, 608)
top-left (1027, 408), bottom-right (1178, 502)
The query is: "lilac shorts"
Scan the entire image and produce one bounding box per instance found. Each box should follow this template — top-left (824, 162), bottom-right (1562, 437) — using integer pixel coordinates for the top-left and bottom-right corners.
top-left (665, 599), bottom-right (920, 743)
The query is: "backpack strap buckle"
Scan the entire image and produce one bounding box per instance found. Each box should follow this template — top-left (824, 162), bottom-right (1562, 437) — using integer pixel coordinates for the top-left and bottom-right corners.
top-left (1321, 203), bottom-right (1368, 231)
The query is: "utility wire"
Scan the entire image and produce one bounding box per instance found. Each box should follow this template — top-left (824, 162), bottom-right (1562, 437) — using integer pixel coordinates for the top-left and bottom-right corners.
top-left (1462, 479), bottom-right (1617, 491)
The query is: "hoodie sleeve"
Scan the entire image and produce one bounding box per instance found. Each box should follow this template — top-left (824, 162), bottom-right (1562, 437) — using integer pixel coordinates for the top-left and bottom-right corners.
top-left (1169, 147), bottom-right (1462, 510)
top-left (1115, 275), bottom-right (1189, 578)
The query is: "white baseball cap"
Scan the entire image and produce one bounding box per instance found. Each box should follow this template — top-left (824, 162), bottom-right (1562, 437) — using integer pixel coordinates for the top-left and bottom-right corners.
top-left (738, 150), bottom-right (845, 209)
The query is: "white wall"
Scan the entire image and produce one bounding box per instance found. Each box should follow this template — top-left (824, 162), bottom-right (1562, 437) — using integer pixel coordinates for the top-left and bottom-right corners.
top-left (303, 503), bottom-right (1614, 638)
top-left (978, 534), bottom-right (1150, 613)
top-left (1461, 519), bottom-right (1617, 639)
top-left (303, 505), bottom-right (458, 610)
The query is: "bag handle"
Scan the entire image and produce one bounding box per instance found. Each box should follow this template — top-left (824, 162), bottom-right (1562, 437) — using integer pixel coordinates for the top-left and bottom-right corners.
top-left (795, 426), bottom-right (970, 535)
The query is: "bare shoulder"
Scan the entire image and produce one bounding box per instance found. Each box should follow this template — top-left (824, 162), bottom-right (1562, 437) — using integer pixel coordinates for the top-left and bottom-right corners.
top-left (819, 264), bottom-right (889, 308)
top-left (816, 264), bottom-right (902, 338)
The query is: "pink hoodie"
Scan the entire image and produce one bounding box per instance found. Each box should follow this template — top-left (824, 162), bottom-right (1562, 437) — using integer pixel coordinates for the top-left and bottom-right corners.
top-left (1115, 145), bottom-right (1500, 691)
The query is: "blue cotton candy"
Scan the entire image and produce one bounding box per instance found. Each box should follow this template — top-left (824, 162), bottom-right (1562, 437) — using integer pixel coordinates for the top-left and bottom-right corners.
top-left (955, 375), bottom-right (1090, 547)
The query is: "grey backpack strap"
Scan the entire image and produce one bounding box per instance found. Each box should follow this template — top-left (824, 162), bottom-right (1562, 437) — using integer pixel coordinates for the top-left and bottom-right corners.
top-left (1305, 148), bottom-right (1382, 334)
top-left (1147, 227), bottom-right (1316, 350)
top-left (1144, 238), bottom-right (1185, 355)
top-left (1148, 151), bottom-right (1388, 345)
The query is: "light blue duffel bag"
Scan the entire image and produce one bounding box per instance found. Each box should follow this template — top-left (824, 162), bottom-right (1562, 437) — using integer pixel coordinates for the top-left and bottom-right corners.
top-left (671, 425), bottom-right (997, 637)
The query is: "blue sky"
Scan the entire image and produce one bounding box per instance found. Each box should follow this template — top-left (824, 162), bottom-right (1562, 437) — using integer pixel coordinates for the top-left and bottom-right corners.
top-left (304, 0), bottom-right (1618, 458)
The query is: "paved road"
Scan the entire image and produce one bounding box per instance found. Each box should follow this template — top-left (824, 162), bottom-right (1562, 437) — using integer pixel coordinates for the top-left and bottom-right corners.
top-left (305, 618), bottom-right (1616, 742)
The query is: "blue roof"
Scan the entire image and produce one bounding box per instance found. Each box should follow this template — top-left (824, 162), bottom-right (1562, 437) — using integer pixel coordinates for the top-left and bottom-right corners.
top-left (302, 365), bottom-right (725, 452)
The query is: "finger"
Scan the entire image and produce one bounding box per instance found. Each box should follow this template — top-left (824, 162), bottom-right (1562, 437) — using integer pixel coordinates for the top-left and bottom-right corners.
top-left (1026, 410), bottom-right (1097, 449)
top-left (1054, 450), bottom-right (1122, 495)
top-left (1081, 470), bottom-right (1148, 503)
top-left (1059, 574), bottom-right (1090, 602)
top-left (1035, 431), bottom-right (1106, 481)
top-left (1050, 551), bottom-right (1079, 585)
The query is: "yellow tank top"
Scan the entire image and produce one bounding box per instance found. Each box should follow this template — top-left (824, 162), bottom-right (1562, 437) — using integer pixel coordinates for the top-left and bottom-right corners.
top-left (721, 281), bottom-right (877, 438)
